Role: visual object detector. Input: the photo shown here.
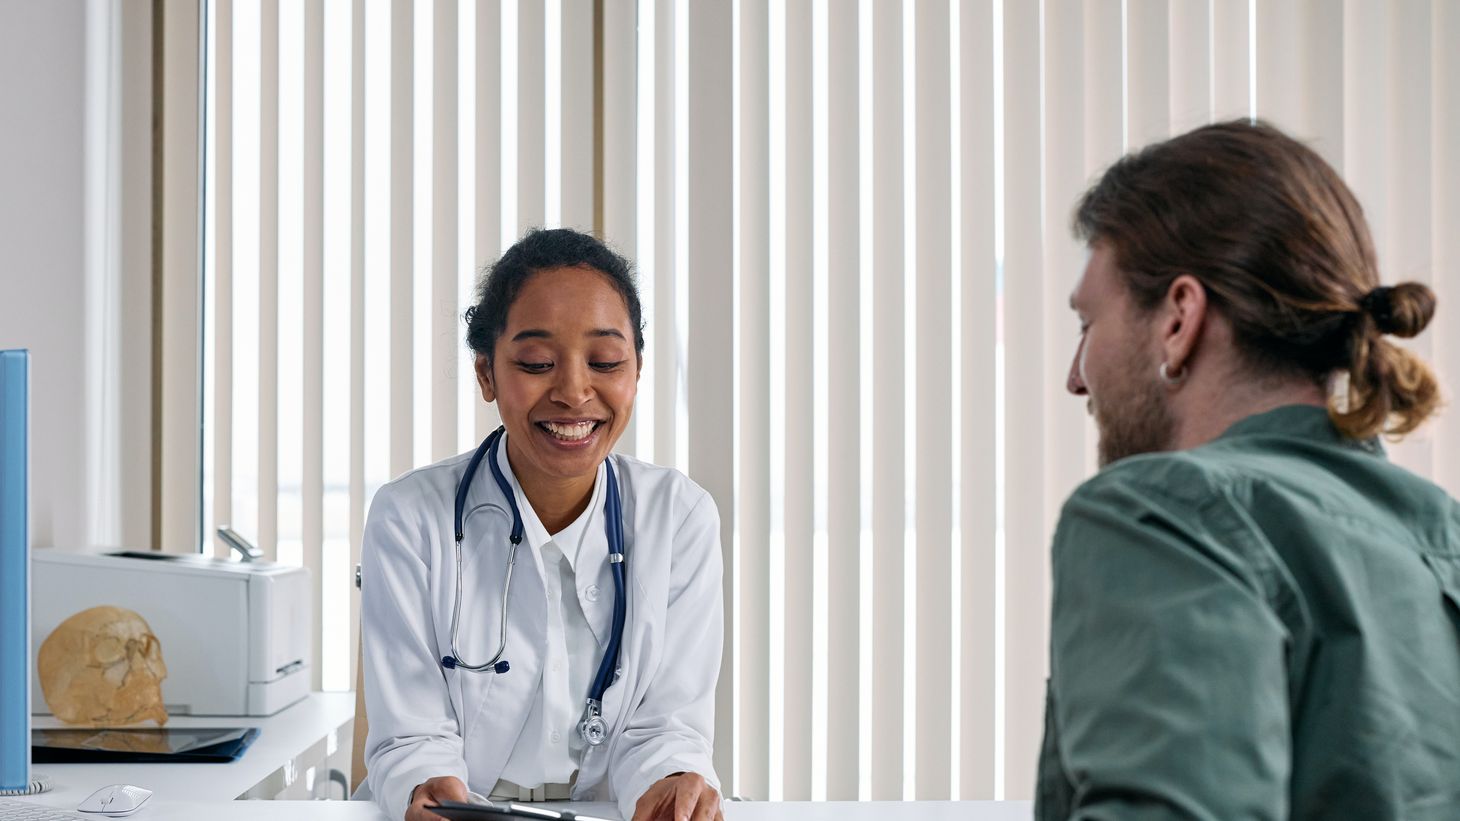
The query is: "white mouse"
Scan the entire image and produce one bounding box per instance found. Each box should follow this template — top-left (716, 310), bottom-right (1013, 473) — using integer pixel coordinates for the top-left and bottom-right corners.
top-left (77, 784), bottom-right (152, 816)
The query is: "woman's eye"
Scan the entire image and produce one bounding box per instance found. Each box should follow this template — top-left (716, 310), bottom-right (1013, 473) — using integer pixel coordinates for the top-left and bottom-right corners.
top-left (591, 361), bottom-right (627, 372)
top-left (516, 361), bottom-right (552, 373)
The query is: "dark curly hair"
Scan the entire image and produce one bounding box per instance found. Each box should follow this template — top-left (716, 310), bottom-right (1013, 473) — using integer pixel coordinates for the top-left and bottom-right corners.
top-left (464, 228), bottom-right (645, 363)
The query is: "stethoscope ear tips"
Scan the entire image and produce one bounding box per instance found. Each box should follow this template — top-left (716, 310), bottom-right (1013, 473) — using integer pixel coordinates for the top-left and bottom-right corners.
top-left (493, 660), bottom-right (511, 674)
top-left (441, 656), bottom-right (458, 669)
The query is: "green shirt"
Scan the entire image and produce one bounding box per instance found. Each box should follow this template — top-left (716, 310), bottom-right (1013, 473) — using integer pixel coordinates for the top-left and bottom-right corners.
top-left (1036, 405), bottom-right (1460, 820)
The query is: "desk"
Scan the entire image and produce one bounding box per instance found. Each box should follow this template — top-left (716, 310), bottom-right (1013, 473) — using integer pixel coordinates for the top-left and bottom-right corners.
top-left (11, 692), bottom-right (1033, 819)
top-left (23, 692), bottom-right (354, 806)
top-left (6, 800), bottom-right (1033, 820)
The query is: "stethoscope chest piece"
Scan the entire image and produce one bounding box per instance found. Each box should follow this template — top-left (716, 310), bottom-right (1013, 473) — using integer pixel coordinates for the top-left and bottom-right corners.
top-left (579, 700), bottom-right (609, 747)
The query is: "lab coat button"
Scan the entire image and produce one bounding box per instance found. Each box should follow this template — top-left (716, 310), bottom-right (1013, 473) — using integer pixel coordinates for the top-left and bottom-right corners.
top-left (550, 731), bottom-right (562, 744)
top-left (584, 584), bottom-right (600, 603)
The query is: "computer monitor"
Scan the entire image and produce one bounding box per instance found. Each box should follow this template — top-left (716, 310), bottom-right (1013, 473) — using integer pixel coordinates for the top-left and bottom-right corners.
top-left (0, 350), bottom-right (35, 795)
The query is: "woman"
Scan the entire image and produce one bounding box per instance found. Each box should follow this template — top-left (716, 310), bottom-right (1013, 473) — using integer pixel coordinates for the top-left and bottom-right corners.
top-left (360, 229), bottom-right (724, 821)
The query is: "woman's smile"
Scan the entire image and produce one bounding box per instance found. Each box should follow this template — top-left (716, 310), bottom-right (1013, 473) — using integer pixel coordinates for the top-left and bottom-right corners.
top-left (536, 418), bottom-right (607, 447)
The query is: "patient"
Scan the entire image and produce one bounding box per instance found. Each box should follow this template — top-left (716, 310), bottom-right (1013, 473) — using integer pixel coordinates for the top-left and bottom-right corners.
top-left (1038, 120), bottom-right (1460, 819)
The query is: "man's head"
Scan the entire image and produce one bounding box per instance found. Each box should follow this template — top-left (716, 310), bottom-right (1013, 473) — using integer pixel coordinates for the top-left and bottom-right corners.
top-left (1068, 120), bottom-right (1439, 465)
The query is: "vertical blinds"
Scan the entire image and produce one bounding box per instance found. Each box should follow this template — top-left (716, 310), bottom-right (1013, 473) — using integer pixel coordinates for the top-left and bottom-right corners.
top-left (197, 0), bottom-right (1460, 803)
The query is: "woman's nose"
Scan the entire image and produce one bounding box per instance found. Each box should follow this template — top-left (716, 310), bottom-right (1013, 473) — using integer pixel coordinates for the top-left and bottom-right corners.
top-left (550, 363), bottom-right (594, 405)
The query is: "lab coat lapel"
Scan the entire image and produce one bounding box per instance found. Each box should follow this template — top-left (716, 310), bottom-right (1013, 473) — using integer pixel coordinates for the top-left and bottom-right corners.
top-left (458, 518), bottom-right (548, 778)
top-left (454, 437), bottom-right (551, 780)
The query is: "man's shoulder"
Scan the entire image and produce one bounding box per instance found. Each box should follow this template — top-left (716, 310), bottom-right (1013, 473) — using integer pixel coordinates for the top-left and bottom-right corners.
top-left (1069, 448), bottom-right (1238, 509)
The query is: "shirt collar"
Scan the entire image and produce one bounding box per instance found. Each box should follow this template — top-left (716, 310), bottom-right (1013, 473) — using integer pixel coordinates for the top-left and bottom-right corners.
top-left (549, 470), bottom-right (604, 570)
top-left (1214, 403), bottom-right (1384, 455)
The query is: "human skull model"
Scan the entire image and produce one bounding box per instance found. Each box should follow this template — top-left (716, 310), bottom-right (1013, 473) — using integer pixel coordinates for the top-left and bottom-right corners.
top-left (37, 605), bottom-right (169, 726)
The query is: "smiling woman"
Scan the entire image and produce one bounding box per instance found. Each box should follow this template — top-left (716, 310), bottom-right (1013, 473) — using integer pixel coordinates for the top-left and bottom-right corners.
top-left (464, 230), bottom-right (645, 534)
top-left (359, 228), bottom-right (726, 821)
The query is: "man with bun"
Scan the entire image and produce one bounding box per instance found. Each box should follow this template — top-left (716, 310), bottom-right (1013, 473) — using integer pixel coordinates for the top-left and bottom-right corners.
top-left (1038, 120), bottom-right (1460, 819)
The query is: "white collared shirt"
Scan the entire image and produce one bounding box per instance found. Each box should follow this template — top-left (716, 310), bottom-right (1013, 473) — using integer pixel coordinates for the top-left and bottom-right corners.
top-left (497, 449), bottom-right (606, 786)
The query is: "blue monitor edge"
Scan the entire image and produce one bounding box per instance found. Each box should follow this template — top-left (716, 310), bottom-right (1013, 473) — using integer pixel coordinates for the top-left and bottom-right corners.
top-left (0, 350), bottom-right (45, 796)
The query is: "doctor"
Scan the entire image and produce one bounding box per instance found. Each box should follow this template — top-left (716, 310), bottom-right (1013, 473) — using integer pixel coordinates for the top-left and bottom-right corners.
top-left (360, 228), bottom-right (724, 821)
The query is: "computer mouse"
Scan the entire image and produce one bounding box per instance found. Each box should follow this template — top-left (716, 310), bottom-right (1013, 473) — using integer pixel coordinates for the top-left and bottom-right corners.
top-left (76, 784), bottom-right (152, 816)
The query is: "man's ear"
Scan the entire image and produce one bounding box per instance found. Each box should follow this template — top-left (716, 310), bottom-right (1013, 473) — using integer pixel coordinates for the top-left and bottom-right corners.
top-left (474, 354), bottom-right (497, 403)
top-left (635, 353), bottom-right (643, 382)
top-left (1160, 274), bottom-right (1207, 377)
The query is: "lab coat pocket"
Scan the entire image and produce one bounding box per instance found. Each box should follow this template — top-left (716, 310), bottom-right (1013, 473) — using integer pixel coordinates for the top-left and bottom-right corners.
top-left (1421, 552), bottom-right (1460, 620)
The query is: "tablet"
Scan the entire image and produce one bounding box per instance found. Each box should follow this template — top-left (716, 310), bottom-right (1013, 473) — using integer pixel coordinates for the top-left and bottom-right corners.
top-left (32, 727), bottom-right (260, 763)
top-left (427, 800), bottom-right (615, 821)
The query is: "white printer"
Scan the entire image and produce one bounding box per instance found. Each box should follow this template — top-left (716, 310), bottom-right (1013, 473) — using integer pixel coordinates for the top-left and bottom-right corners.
top-left (30, 550), bottom-right (311, 717)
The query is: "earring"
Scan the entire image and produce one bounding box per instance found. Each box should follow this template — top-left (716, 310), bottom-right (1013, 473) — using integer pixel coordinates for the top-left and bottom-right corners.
top-left (1159, 361), bottom-right (1186, 386)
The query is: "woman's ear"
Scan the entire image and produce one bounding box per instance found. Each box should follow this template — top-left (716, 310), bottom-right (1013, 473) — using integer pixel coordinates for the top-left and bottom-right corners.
top-left (475, 354), bottom-right (497, 403)
top-left (1160, 274), bottom-right (1207, 376)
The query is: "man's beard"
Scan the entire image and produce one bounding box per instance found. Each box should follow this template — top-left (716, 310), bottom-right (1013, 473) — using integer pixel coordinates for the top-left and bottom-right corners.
top-left (1091, 363), bottom-right (1176, 468)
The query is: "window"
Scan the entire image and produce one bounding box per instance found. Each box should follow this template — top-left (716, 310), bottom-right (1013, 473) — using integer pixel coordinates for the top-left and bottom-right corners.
top-left (191, 0), bottom-right (1460, 801)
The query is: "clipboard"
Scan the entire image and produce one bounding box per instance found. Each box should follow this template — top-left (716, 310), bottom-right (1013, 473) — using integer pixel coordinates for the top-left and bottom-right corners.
top-left (427, 800), bottom-right (616, 821)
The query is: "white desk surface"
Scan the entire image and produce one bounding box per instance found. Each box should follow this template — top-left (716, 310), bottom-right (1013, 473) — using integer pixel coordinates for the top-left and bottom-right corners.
top-left (23, 691), bottom-right (355, 806)
top-left (5, 799), bottom-right (1033, 820)
top-left (13, 692), bottom-right (1033, 819)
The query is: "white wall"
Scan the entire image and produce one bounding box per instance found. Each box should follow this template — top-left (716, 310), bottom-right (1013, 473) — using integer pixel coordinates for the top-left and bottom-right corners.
top-left (0, 0), bottom-right (152, 551)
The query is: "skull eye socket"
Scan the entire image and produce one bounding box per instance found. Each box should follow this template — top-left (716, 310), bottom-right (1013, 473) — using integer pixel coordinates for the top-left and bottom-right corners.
top-left (94, 637), bottom-right (124, 664)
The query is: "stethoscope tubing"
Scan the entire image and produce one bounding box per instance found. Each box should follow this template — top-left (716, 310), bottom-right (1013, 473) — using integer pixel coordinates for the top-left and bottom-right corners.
top-left (442, 426), bottom-right (521, 674)
top-left (440, 426), bottom-right (627, 747)
top-left (445, 531), bottom-right (518, 674)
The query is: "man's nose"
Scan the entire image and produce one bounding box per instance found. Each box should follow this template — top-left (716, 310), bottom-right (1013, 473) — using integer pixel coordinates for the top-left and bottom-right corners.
top-left (1067, 338), bottom-right (1088, 396)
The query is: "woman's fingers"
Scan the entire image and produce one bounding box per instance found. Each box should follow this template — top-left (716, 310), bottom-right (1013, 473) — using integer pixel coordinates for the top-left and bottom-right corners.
top-left (689, 785), bottom-right (721, 821)
top-left (632, 777), bottom-right (672, 821)
top-left (672, 780), bottom-right (700, 821)
top-left (633, 772), bottom-right (721, 821)
top-left (405, 776), bottom-right (469, 821)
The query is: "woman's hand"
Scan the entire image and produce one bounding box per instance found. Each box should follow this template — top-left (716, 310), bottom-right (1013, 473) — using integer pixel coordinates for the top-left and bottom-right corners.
top-left (405, 775), bottom-right (469, 821)
top-left (631, 772), bottom-right (723, 821)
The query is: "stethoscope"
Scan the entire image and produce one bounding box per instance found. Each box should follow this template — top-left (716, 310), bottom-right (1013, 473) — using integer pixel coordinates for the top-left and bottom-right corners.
top-left (440, 425), bottom-right (628, 748)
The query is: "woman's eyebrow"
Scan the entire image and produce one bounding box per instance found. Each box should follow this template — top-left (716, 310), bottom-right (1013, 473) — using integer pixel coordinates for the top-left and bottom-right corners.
top-left (510, 328), bottom-right (627, 342)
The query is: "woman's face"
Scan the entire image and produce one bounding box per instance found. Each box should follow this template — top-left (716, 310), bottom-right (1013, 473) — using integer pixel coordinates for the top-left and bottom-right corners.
top-left (476, 265), bottom-right (640, 486)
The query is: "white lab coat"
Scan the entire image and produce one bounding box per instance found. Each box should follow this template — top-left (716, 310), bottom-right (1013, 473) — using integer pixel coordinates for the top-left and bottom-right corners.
top-left (359, 442), bottom-right (723, 821)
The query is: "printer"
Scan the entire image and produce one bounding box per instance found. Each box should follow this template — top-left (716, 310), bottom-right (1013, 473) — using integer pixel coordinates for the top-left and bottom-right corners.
top-left (30, 550), bottom-right (311, 717)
